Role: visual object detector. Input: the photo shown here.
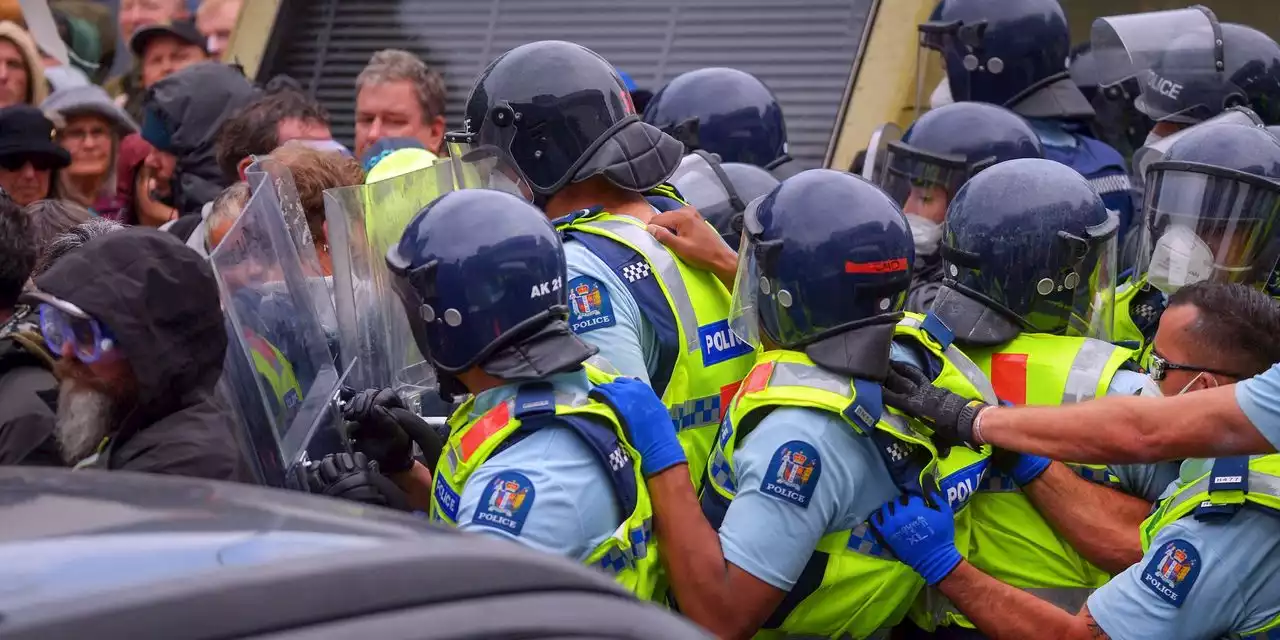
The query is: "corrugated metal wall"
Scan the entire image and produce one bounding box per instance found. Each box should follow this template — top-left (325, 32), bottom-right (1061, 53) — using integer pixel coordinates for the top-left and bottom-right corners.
top-left (263, 0), bottom-right (873, 167)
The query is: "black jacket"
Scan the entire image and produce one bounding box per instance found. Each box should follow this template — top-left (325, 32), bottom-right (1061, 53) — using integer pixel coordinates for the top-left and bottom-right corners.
top-left (0, 324), bottom-right (60, 466)
top-left (33, 228), bottom-right (253, 482)
top-left (143, 63), bottom-right (258, 219)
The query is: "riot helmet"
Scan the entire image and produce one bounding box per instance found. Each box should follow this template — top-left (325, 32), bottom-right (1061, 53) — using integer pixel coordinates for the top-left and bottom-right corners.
top-left (1135, 123), bottom-right (1280, 295)
top-left (1069, 41), bottom-right (1155, 161)
top-left (877, 102), bottom-right (1043, 256)
top-left (643, 67), bottom-right (790, 172)
top-left (935, 158), bottom-right (1119, 345)
top-left (729, 169), bottom-right (914, 355)
top-left (1090, 9), bottom-right (1280, 127)
top-left (386, 189), bottom-right (595, 378)
top-left (669, 150), bottom-right (780, 249)
top-left (918, 0), bottom-right (1094, 120)
top-left (445, 41), bottom-right (683, 207)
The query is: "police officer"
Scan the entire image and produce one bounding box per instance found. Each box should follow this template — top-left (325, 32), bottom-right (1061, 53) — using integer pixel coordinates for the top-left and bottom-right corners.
top-left (920, 0), bottom-right (1135, 235)
top-left (668, 149), bottom-right (780, 250)
top-left (354, 188), bottom-right (669, 600)
top-left (874, 102), bottom-right (1044, 314)
top-left (609, 168), bottom-right (996, 638)
top-left (914, 157), bottom-right (1180, 629)
top-left (445, 41), bottom-right (753, 489)
top-left (1112, 123), bottom-right (1280, 357)
top-left (1067, 41), bottom-right (1153, 166)
top-left (643, 67), bottom-right (802, 180)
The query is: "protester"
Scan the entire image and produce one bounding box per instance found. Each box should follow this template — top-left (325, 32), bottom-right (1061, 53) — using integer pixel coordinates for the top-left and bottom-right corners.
top-left (139, 61), bottom-right (256, 229)
top-left (131, 20), bottom-right (208, 90)
top-left (0, 21), bottom-right (48, 108)
top-left (25, 198), bottom-right (92, 256)
top-left (0, 105), bottom-right (70, 207)
top-left (202, 179), bottom-right (246, 251)
top-left (42, 84), bottom-right (139, 216)
top-left (0, 198), bottom-right (59, 466)
top-left (268, 141), bottom-right (363, 275)
top-left (214, 86), bottom-right (336, 184)
top-left (354, 49), bottom-right (446, 157)
top-left (23, 226), bottom-right (251, 480)
top-left (114, 132), bottom-right (173, 225)
top-left (108, 0), bottom-right (189, 119)
top-left (195, 0), bottom-right (241, 59)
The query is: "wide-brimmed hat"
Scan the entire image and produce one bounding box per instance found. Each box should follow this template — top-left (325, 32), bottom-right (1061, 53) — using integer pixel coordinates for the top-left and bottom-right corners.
top-left (42, 84), bottom-right (138, 134)
top-left (0, 105), bottom-right (70, 168)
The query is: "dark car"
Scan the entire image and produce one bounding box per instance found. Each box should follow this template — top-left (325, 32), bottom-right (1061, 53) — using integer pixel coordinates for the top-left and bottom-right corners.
top-left (0, 468), bottom-right (707, 640)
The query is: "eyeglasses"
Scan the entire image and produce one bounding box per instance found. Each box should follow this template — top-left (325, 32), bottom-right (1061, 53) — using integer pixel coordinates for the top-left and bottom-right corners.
top-left (38, 303), bottom-right (116, 363)
top-left (1148, 350), bottom-right (1241, 382)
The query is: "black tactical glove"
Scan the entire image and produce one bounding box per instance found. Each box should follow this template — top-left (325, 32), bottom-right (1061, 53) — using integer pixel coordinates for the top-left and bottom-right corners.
top-left (307, 452), bottom-right (411, 511)
top-left (344, 388), bottom-right (438, 474)
top-left (882, 361), bottom-right (988, 447)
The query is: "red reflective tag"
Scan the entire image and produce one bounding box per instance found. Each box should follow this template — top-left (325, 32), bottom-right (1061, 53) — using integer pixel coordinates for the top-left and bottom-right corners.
top-left (990, 353), bottom-right (1029, 405)
top-left (845, 258), bottom-right (909, 274)
top-left (742, 362), bottom-right (776, 395)
top-left (460, 401), bottom-right (511, 462)
top-left (719, 381), bottom-right (743, 420)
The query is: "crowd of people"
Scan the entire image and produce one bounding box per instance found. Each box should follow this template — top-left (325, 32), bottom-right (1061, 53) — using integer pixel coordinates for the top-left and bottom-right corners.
top-left (3, 0), bottom-right (1280, 639)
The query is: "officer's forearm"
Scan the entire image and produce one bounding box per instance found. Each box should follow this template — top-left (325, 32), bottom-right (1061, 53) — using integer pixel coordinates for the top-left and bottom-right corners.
top-left (1020, 462), bottom-right (1145, 573)
top-left (390, 461), bottom-right (434, 512)
top-left (938, 561), bottom-right (1108, 640)
top-left (979, 385), bottom-right (1271, 463)
top-left (647, 464), bottom-right (754, 639)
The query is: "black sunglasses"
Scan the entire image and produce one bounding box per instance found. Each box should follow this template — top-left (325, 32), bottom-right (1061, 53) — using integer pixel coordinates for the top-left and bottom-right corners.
top-left (1149, 350), bottom-right (1242, 382)
top-left (0, 155), bottom-right (58, 172)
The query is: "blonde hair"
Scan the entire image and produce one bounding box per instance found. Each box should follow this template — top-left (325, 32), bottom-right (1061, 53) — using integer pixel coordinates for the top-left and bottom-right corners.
top-left (270, 141), bottom-right (365, 248)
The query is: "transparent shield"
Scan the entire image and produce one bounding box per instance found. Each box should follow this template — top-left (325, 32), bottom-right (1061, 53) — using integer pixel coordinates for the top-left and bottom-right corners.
top-left (1075, 214), bottom-right (1119, 341)
top-left (210, 174), bottom-right (347, 476)
top-left (728, 197), bottom-right (766, 349)
top-left (444, 133), bottom-right (533, 200)
top-left (1136, 167), bottom-right (1280, 294)
top-left (863, 122), bottom-right (903, 183)
top-left (324, 159), bottom-right (462, 414)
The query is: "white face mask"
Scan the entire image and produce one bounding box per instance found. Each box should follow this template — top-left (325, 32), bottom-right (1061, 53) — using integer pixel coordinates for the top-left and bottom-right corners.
top-left (905, 213), bottom-right (943, 256)
top-left (1148, 225), bottom-right (1214, 294)
top-left (930, 78), bottom-right (953, 109)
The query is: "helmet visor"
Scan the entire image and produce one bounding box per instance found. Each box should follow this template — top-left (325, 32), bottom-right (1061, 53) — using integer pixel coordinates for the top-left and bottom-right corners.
top-left (728, 196), bottom-right (767, 350)
top-left (880, 142), bottom-right (974, 214)
top-left (1137, 165), bottom-right (1280, 293)
top-left (443, 130), bottom-right (534, 200)
top-left (1020, 212), bottom-right (1118, 340)
top-left (670, 151), bottom-right (739, 223)
top-left (1132, 108), bottom-right (1265, 184)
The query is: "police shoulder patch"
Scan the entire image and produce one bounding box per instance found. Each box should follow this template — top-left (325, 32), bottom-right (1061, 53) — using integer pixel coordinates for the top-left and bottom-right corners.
top-left (760, 440), bottom-right (822, 508)
top-left (567, 276), bottom-right (616, 334)
top-left (1140, 538), bottom-right (1202, 608)
top-left (471, 471), bottom-right (536, 536)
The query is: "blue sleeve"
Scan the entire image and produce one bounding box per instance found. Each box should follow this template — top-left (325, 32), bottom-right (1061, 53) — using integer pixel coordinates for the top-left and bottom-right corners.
top-left (1087, 512), bottom-right (1280, 639)
top-left (1235, 363), bottom-right (1280, 452)
top-left (563, 240), bottom-right (659, 383)
top-left (718, 407), bottom-right (899, 590)
top-left (456, 427), bottom-right (622, 562)
top-left (1105, 371), bottom-right (1177, 501)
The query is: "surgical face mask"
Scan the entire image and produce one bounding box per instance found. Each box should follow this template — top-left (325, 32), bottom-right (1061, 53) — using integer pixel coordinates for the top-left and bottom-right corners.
top-left (930, 78), bottom-right (953, 109)
top-left (1147, 225), bottom-right (1213, 294)
top-left (905, 213), bottom-right (943, 256)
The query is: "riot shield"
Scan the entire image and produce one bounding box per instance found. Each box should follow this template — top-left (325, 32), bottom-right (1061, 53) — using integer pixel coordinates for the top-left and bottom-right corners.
top-left (325, 159), bottom-right (463, 416)
top-left (861, 122), bottom-right (903, 182)
top-left (211, 169), bottom-right (350, 489)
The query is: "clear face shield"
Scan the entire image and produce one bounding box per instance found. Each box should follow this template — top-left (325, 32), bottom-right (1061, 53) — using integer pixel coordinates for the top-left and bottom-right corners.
top-left (1136, 164), bottom-right (1280, 294)
top-left (861, 122), bottom-right (903, 183)
top-left (879, 142), bottom-right (982, 219)
top-left (1131, 107), bottom-right (1265, 186)
top-left (1021, 211), bottom-right (1119, 340)
top-left (914, 19), bottom-right (967, 114)
top-left (443, 129), bottom-right (534, 201)
top-left (1090, 7), bottom-right (1237, 125)
top-left (670, 151), bottom-right (741, 222)
top-left (728, 196), bottom-right (770, 350)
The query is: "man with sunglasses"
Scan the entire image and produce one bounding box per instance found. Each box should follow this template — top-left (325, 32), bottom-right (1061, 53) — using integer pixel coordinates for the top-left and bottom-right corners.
top-left (870, 281), bottom-right (1280, 639)
top-left (0, 105), bottom-right (71, 206)
top-left (21, 227), bottom-right (252, 481)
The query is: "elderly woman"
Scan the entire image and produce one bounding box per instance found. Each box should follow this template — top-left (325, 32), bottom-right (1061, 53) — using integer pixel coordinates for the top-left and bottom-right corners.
top-left (269, 141), bottom-right (365, 276)
top-left (42, 85), bottom-right (138, 218)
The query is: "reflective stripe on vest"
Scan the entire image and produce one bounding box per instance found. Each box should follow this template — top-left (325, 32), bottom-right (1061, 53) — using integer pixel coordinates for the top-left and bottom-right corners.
top-left (897, 315), bottom-right (998, 404)
top-left (580, 218), bottom-right (700, 354)
top-left (1063, 339), bottom-right (1120, 402)
top-left (596, 518), bottom-right (654, 573)
top-left (1153, 468), bottom-right (1280, 518)
top-left (764, 360), bottom-right (915, 441)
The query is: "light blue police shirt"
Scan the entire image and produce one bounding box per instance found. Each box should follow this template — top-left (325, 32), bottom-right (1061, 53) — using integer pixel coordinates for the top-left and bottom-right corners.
top-left (454, 370), bottom-right (623, 562)
top-left (1108, 370), bottom-right (1180, 502)
top-left (717, 343), bottom-right (924, 590)
top-left (1088, 459), bottom-right (1280, 639)
top-left (563, 240), bottom-right (660, 383)
top-left (1236, 363), bottom-right (1280, 452)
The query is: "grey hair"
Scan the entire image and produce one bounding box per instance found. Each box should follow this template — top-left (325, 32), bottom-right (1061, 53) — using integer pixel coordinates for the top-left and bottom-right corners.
top-left (356, 49), bottom-right (446, 121)
top-left (25, 199), bottom-right (93, 253)
top-left (206, 181), bottom-right (251, 251)
top-left (33, 218), bottom-right (125, 278)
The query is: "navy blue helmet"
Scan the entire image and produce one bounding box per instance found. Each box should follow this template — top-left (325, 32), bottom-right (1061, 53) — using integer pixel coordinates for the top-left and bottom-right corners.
top-left (920, 0), bottom-right (1093, 119)
top-left (935, 158), bottom-right (1119, 343)
top-left (1069, 41), bottom-right (1154, 160)
top-left (643, 68), bottom-right (790, 171)
top-left (1142, 23), bottom-right (1280, 126)
top-left (879, 102), bottom-right (1043, 208)
top-left (730, 169), bottom-right (913, 351)
top-left (445, 41), bottom-right (683, 206)
top-left (387, 189), bottom-right (575, 373)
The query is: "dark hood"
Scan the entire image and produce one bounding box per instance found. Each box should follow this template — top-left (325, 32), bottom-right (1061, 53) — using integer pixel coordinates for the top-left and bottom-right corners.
top-left (33, 227), bottom-right (228, 415)
top-left (144, 63), bottom-right (259, 217)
